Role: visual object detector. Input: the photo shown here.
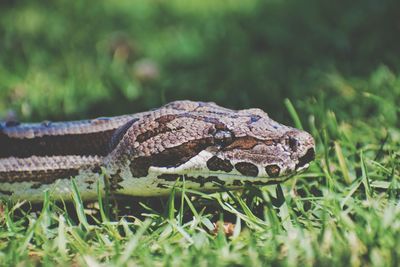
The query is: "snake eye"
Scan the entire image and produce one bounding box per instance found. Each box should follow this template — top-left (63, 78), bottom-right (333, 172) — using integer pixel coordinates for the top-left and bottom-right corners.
top-left (213, 130), bottom-right (234, 147)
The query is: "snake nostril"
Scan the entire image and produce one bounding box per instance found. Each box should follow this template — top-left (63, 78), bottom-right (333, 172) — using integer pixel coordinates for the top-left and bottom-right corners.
top-left (295, 148), bottom-right (315, 169)
top-left (288, 137), bottom-right (298, 152)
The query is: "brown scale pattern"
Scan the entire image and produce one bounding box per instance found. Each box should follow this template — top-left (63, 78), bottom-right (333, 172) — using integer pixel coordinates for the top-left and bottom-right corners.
top-left (0, 130), bottom-right (116, 158)
top-left (0, 115), bottom-right (135, 158)
top-left (234, 162), bottom-right (259, 177)
top-left (0, 155), bottom-right (101, 183)
top-left (206, 156), bottom-right (234, 172)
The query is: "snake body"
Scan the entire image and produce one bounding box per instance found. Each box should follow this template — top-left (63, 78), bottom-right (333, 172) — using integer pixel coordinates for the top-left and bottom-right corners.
top-left (0, 100), bottom-right (315, 202)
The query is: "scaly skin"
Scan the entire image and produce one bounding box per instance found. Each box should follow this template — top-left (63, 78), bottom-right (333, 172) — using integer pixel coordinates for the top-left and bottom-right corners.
top-left (0, 100), bottom-right (315, 202)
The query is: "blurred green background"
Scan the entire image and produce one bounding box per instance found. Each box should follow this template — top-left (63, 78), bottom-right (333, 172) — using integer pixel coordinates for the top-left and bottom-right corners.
top-left (0, 0), bottom-right (399, 126)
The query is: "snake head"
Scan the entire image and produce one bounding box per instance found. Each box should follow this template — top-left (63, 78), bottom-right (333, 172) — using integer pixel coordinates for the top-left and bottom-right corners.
top-left (109, 101), bottom-right (315, 194)
top-left (202, 107), bottom-right (315, 185)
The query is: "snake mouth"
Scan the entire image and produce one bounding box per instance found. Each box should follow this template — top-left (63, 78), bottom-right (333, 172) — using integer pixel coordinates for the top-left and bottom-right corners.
top-left (295, 148), bottom-right (315, 171)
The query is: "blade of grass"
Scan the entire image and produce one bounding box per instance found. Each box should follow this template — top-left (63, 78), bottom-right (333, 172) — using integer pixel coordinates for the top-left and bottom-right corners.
top-left (334, 141), bottom-right (352, 184)
top-left (57, 215), bottom-right (68, 259)
top-left (71, 179), bottom-right (90, 230)
top-left (179, 176), bottom-right (186, 225)
top-left (360, 150), bottom-right (372, 199)
top-left (167, 186), bottom-right (176, 221)
top-left (101, 167), bottom-right (111, 220)
top-left (116, 219), bottom-right (152, 265)
top-left (97, 179), bottom-right (109, 223)
top-left (284, 98), bottom-right (303, 130)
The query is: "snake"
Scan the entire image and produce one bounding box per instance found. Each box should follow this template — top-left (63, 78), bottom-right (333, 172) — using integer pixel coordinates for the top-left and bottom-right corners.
top-left (0, 100), bottom-right (315, 202)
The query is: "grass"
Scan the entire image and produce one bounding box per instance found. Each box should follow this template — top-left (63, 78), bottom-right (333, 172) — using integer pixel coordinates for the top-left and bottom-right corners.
top-left (1, 0), bottom-right (400, 266)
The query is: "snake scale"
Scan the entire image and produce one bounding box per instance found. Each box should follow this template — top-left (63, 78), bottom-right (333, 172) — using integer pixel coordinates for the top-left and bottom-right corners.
top-left (0, 100), bottom-right (315, 202)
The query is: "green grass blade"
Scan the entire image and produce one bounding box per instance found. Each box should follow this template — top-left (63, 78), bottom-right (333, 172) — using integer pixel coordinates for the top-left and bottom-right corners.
top-left (334, 141), bottom-right (352, 184)
top-left (70, 179), bottom-right (90, 230)
top-left (284, 98), bottom-right (303, 130)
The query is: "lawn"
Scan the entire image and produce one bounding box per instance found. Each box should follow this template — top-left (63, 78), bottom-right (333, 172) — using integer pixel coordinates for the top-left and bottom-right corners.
top-left (0, 0), bottom-right (399, 266)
